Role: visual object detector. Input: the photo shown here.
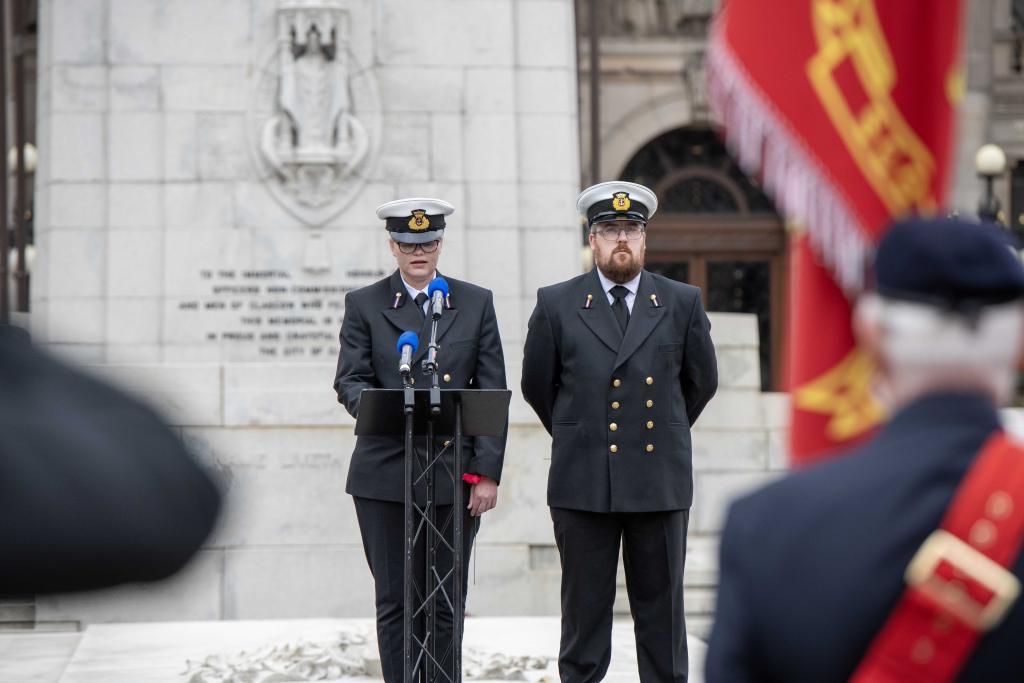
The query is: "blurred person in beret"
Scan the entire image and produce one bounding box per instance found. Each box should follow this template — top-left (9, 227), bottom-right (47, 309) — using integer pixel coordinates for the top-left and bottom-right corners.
top-left (706, 217), bottom-right (1024, 682)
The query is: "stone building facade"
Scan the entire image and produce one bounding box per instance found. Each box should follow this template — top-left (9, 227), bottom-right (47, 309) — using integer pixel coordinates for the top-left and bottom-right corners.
top-left (16, 0), bottom-right (1023, 641)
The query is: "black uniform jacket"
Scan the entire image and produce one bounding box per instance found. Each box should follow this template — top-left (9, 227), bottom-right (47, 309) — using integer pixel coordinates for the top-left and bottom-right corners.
top-left (705, 392), bottom-right (1024, 682)
top-left (0, 326), bottom-right (221, 594)
top-left (521, 268), bottom-right (718, 513)
top-left (335, 270), bottom-right (507, 503)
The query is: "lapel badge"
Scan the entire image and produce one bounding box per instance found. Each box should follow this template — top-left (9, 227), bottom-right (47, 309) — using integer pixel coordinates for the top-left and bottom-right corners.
top-left (408, 210), bottom-right (430, 231)
top-left (612, 192), bottom-right (631, 212)
top-left (392, 291), bottom-right (403, 309)
top-left (445, 293), bottom-right (452, 310)
top-left (584, 293), bottom-right (594, 309)
top-left (650, 293), bottom-right (661, 308)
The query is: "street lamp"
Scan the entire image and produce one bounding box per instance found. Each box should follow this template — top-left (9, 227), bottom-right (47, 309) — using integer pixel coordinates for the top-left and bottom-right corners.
top-left (975, 143), bottom-right (1007, 224)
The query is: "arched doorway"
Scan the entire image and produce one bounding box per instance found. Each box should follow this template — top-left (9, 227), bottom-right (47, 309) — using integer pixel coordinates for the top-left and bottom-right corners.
top-left (621, 127), bottom-right (785, 390)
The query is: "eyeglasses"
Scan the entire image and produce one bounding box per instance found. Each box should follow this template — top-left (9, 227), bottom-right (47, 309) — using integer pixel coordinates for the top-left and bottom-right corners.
top-left (396, 240), bottom-right (440, 254)
top-left (593, 224), bottom-right (645, 242)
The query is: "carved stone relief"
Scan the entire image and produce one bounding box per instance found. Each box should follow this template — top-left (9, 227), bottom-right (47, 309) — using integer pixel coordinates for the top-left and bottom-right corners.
top-left (248, 0), bottom-right (381, 231)
top-left (681, 51), bottom-right (708, 117)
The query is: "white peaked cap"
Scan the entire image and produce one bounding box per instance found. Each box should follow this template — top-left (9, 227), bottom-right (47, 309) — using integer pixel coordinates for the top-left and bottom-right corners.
top-left (576, 181), bottom-right (659, 225)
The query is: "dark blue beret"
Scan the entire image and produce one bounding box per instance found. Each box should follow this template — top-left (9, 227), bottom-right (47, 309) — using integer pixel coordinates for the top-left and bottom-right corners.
top-left (873, 217), bottom-right (1024, 310)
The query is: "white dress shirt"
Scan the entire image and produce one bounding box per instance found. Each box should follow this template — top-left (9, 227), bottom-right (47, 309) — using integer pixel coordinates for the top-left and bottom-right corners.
top-left (401, 272), bottom-right (437, 315)
top-left (596, 268), bottom-right (640, 313)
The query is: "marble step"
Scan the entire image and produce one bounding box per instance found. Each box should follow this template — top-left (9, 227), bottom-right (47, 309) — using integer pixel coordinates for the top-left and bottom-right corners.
top-left (0, 599), bottom-right (35, 630)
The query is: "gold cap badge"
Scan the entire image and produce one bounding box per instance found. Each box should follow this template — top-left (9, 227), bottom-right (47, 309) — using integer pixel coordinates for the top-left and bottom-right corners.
top-left (612, 192), bottom-right (631, 212)
top-left (408, 210), bottom-right (430, 231)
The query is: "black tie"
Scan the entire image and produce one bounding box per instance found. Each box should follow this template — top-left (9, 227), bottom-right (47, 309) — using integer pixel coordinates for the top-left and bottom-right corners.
top-left (610, 285), bottom-right (630, 333)
top-left (414, 292), bottom-right (428, 318)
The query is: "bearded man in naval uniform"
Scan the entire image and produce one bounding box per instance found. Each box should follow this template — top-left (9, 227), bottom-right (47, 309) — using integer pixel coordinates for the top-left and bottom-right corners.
top-left (522, 181), bottom-right (719, 683)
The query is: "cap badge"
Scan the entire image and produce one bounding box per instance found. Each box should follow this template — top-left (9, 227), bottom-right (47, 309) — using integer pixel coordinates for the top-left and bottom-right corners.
top-left (612, 192), bottom-right (631, 212)
top-left (408, 210), bottom-right (430, 231)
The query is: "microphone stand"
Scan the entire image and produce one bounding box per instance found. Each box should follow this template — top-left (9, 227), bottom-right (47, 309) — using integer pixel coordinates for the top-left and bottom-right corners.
top-left (401, 366), bottom-right (415, 415)
top-left (420, 305), bottom-right (442, 680)
top-left (400, 358), bottom-right (415, 681)
top-left (423, 313), bottom-right (442, 416)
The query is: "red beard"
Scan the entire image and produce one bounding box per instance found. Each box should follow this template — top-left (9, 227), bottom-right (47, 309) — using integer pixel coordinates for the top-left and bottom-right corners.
top-left (598, 248), bottom-right (642, 284)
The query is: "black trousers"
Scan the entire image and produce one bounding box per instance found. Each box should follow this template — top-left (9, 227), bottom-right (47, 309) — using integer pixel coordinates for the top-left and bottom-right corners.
top-left (354, 496), bottom-right (476, 683)
top-left (551, 507), bottom-right (689, 683)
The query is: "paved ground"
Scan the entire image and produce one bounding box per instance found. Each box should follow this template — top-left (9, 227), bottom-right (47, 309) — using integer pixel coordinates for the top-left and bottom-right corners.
top-left (0, 617), bottom-right (706, 682)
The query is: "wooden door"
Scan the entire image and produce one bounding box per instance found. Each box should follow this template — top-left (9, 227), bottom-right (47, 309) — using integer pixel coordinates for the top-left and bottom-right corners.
top-left (646, 217), bottom-right (786, 390)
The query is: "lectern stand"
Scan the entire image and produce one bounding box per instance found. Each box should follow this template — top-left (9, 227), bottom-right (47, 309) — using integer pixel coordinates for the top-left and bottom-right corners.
top-left (355, 388), bottom-right (510, 683)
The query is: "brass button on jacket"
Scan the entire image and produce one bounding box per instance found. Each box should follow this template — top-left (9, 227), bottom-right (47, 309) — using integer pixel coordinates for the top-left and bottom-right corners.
top-left (610, 444), bottom-right (618, 454)
top-left (646, 421), bottom-right (654, 429)
top-left (443, 373), bottom-right (452, 383)
top-left (646, 444), bottom-right (654, 453)
top-left (613, 378), bottom-right (622, 388)
top-left (611, 401), bottom-right (620, 410)
top-left (609, 423), bottom-right (618, 432)
top-left (646, 399), bottom-right (654, 408)
top-left (646, 376), bottom-right (654, 385)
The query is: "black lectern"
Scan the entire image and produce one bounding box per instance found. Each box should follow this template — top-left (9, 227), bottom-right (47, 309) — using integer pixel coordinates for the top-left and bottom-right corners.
top-left (355, 388), bottom-right (510, 683)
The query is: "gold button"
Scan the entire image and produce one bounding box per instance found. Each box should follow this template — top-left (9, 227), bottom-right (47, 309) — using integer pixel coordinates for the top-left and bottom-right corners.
top-left (646, 399), bottom-right (653, 408)
top-left (609, 423), bottom-right (618, 431)
top-left (646, 376), bottom-right (653, 385)
top-left (443, 373), bottom-right (452, 383)
top-left (911, 637), bottom-right (935, 664)
top-left (611, 401), bottom-right (620, 410)
top-left (646, 444), bottom-right (654, 453)
top-left (970, 519), bottom-right (997, 548)
top-left (610, 444), bottom-right (618, 454)
top-left (988, 491), bottom-right (1014, 519)
top-left (646, 421), bottom-right (654, 429)
top-left (613, 378), bottom-right (621, 388)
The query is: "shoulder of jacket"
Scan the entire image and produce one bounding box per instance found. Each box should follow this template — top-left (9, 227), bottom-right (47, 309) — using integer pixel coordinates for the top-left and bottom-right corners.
top-left (539, 272), bottom-right (589, 299)
top-left (445, 275), bottom-right (492, 300)
top-left (346, 275), bottom-right (392, 303)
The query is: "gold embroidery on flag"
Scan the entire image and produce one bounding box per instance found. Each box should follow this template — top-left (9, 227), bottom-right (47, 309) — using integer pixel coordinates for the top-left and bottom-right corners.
top-left (946, 64), bottom-right (965, 106)
top-left (794, 348), bottom-right (884, 441)
top-left (807, 0), bottom-right (937, 216)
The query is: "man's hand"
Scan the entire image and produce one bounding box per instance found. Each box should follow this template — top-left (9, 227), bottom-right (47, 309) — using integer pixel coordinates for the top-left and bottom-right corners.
top-left (467, 476), bottom-right (498, 517)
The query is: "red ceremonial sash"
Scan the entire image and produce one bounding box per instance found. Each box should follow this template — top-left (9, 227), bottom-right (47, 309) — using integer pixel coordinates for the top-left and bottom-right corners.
top-left (850, 432), bottom-right (1024, 683)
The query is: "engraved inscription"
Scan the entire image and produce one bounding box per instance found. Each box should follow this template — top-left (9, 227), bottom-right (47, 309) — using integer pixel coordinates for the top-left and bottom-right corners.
top-left (171, 267), bottom-right (385, 361)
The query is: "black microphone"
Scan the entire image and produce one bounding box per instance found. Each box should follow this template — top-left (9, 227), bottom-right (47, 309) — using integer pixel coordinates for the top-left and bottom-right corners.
top-left (427, 277), bottom-right (449, 320)
top-left (396, 331), bottom-right (419, 376)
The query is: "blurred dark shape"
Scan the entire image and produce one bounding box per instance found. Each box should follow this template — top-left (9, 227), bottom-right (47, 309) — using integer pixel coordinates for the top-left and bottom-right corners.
top-left (0, 325), bottom-right (221, 593)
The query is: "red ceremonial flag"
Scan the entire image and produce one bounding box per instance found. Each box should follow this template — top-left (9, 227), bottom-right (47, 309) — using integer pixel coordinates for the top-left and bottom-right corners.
top-left (707, 0), bottom-right (963, 465)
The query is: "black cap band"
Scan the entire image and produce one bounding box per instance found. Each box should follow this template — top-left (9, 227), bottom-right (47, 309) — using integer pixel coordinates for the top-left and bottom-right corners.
top-left (586, 198), bottom-right (650, 226)
top-left (385, 214), bottom-right (447, 232)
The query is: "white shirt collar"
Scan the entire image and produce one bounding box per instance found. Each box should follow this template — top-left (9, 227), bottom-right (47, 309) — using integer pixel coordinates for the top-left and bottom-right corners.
top-left (596, 268), bottom-right (641, 296)
top-left (400, 272), bottom-right (436, 301)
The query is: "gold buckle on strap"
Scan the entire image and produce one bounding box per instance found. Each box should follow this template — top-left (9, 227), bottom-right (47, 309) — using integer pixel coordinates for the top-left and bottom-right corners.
top-left (905, 529), bottom-right (1021, 631)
